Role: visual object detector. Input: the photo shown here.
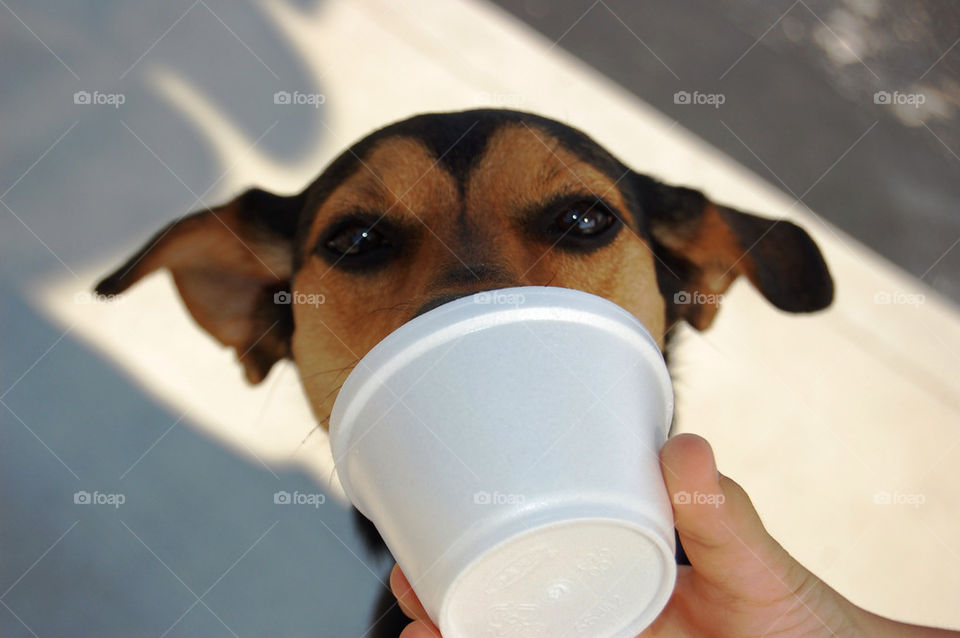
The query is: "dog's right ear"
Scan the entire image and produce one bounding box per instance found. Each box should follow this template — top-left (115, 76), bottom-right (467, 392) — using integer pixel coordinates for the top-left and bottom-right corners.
top-left (95, 188), bottom-right (304, 384)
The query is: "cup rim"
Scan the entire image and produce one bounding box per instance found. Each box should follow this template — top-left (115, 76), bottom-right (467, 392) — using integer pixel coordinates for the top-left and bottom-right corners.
top-left (328, 286), bottom-right (675, 506)
top-left (436, 510), bottom-right (678, 637)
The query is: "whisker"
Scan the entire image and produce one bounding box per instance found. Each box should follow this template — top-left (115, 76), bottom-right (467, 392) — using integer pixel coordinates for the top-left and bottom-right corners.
top-left (297, 416), bottom-right (327, 448)
top-left (301, 357), bottom-right (360, 383)
top-left (286, 414), bottom-right (330, 466)
top-left (289, 375), bottom-right (347, 457)
top-left (364, 300), bottom-right (417, 317)
top-left (316, 378), bottom-right (349, 410)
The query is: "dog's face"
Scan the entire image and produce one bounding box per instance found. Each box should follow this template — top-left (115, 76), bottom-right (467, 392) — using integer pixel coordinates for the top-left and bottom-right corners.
top-left (98, 110), bottom-right (833, 428)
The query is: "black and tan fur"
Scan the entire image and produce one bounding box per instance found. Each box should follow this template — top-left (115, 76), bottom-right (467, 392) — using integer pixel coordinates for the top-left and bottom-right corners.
top-left (97, 109), bottom-right (833, 636)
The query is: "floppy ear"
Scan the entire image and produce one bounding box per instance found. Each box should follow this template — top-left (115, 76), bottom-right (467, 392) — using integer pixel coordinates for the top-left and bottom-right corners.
top-left (95, 188), bottom-right (304, 383)
top-left (639, 176), bottom-right (834, 330)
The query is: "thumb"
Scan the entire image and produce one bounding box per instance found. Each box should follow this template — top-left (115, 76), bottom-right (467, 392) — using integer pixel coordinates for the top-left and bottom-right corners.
top-left (659, 434), bottom-right (806, 595)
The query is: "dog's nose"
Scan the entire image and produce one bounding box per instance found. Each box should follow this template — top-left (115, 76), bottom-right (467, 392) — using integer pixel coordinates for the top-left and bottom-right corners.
top-left (413, 291), bottom-right (482, 318)
top-left (414, 264), bottom-right (518, 319)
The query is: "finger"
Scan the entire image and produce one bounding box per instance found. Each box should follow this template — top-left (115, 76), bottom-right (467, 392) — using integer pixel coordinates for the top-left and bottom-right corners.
top-left (659, 434), bottom-right (804, 593)
top-left (399, 620), bottom-right (442, 638)
top-left (390, 564), bottom-right (430, 624)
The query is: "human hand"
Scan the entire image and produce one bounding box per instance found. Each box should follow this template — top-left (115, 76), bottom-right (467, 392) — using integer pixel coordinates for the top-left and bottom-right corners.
top-left (389, 434), bottom-right (956, 638)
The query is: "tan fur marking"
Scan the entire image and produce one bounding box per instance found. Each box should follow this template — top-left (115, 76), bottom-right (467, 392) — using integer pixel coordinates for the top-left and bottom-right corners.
top-left (292, 127), bottom-right (665, 427)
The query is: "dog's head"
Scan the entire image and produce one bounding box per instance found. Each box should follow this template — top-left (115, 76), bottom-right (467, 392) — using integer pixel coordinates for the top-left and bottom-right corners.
top-left (98, 109), bottom-right (833, 427)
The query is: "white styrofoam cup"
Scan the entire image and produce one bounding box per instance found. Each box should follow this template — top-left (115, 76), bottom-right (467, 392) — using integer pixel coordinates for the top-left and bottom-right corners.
top-left (330, 286), bottom-right (676, 637)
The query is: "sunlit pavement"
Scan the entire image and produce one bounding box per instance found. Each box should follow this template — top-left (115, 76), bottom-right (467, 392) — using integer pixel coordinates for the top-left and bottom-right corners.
top-left (1, 1), bottom-right (958, 635)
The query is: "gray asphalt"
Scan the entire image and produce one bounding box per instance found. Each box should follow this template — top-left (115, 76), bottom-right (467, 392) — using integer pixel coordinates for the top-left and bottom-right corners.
top-left (0, 2), bottom-right (384, 636)
top-left (492, 0), bottom-right (960, 302)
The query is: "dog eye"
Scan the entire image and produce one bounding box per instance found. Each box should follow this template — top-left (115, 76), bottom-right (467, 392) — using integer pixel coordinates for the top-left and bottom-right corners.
top-left (325, 224), bottom-right (385, 256)
top-left (555, 205), bottom-right (615, 236)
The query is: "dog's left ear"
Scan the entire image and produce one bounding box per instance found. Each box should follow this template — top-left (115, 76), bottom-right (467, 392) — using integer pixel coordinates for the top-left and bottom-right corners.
top-left (95, 188), bottom-right (304, 383)
top-left (639, 176), bottom-right (834, 330)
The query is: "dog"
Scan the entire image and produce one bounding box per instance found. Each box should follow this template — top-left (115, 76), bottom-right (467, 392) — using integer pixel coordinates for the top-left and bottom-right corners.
top-left (96, 109), bottom-right (833, 636)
